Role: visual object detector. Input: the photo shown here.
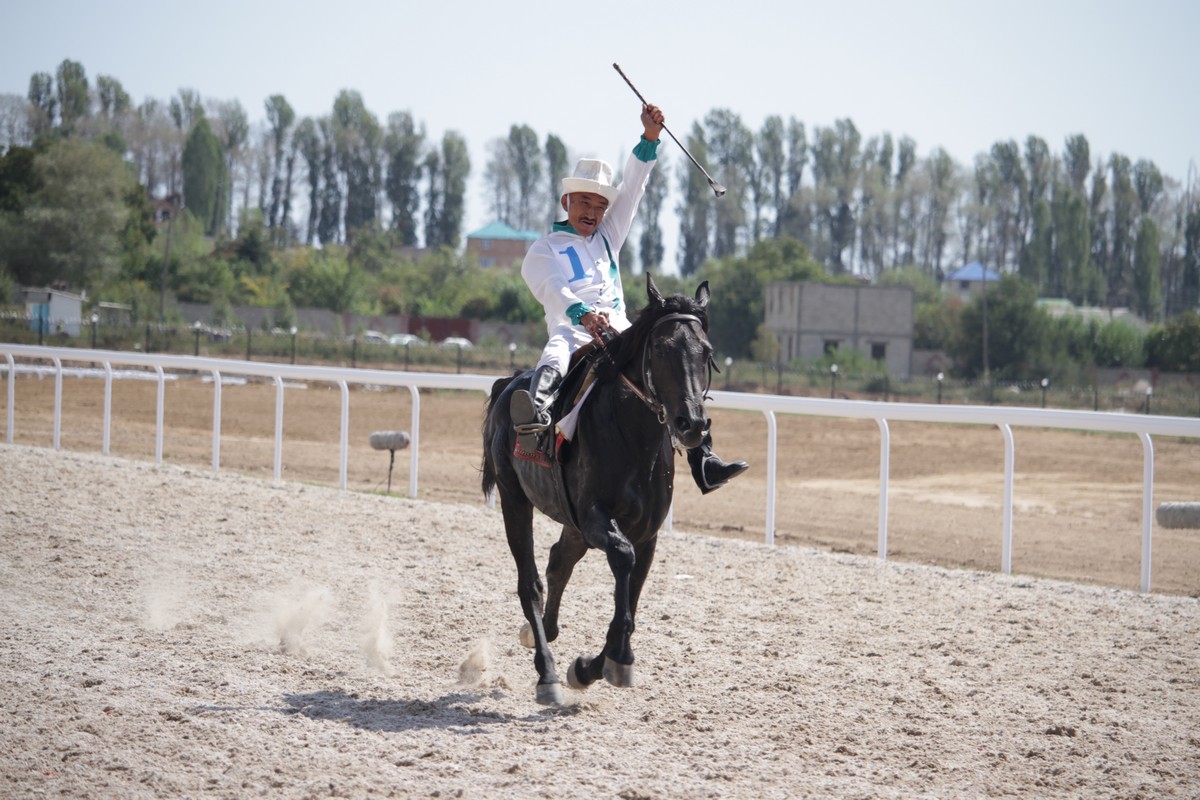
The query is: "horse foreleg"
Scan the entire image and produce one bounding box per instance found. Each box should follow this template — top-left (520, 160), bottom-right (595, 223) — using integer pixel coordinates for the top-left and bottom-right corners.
top-left (628, 535), bottom-right (659, 625)
top-left (500, 497), bottom-right (563, 705)
top-left (567, 510), bottom-right (636, 690)
top-left (542, 526), bottom-right (588, 643)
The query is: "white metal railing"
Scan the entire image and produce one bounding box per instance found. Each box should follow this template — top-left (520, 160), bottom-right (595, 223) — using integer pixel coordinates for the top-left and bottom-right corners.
top-left (4, 344), bottom-right (1200, 593)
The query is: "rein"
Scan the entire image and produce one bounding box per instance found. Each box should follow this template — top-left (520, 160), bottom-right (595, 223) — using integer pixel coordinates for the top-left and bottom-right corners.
top-left (617, 312), bottom-right (711, 428)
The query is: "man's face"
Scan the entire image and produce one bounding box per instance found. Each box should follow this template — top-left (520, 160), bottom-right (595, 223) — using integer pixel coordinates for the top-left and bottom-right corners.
top-left (563, 192), bottom-right (609, 237)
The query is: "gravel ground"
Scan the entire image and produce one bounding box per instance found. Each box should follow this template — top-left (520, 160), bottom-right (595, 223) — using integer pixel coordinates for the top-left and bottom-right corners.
top-left (2, 444), bottom-right (1198, 798)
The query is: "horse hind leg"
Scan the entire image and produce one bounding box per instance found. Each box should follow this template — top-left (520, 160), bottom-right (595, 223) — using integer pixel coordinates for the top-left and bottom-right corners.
top-left (500, 493), bottom-right (564, 705)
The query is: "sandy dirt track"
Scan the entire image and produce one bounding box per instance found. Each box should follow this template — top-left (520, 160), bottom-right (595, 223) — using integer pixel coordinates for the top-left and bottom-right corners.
top-left (2, 444), bottom-right (1199, 798)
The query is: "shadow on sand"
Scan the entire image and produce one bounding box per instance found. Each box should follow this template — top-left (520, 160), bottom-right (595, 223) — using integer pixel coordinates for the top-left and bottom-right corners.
top-left (183, 689), bottom-right (580, 732)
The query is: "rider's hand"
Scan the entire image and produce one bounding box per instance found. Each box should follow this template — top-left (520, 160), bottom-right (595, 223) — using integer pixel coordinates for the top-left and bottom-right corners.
top-left (580, 311), bottom-right (612, 342)
top-left (641, 104), bottom-right (664, 142)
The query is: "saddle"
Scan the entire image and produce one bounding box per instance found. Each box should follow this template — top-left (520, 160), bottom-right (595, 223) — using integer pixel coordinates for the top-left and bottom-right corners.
top-left (515, 339), bottom-right (609, 468)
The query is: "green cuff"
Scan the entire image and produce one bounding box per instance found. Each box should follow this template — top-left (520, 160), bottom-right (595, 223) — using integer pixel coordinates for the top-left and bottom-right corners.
top-left (566, 302), bottom-right (593, 325)
top-left (633, 136), bottom-right (660, 162)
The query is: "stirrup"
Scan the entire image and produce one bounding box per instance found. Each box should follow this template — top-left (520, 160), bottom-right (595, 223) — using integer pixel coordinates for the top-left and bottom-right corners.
top-left (513, 419), bottom-right (550, 436)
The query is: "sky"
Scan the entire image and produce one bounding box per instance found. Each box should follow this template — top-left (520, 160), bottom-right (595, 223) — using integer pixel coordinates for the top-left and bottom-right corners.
top-left (4, 0), bottom-right (1198, 274)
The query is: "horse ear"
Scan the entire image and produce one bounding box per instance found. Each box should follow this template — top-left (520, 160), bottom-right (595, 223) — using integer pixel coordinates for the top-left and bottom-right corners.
top-left (694, 281), bottom-right (710, 308)
top-left (646, 272), bottom-right (664, 305)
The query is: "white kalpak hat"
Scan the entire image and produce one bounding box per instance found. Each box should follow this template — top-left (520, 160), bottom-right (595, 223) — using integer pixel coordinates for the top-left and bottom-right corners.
top-left (561, 158), bottom-right (620, 204)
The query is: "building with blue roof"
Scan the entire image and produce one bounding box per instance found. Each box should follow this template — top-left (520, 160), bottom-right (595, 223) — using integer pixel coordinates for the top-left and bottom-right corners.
top-left (466, 221), bottom-right (541, 267)
top-left (944, 261), bottom-right (1001, 303)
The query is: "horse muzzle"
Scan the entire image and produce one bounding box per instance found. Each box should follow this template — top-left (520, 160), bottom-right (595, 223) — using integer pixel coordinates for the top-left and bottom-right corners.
top-left (671, 412), bottom-right (707, 450)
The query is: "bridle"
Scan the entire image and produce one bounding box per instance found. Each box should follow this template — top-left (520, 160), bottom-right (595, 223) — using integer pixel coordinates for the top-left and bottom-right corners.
top-left (618, 312), bottom-right (713, 427)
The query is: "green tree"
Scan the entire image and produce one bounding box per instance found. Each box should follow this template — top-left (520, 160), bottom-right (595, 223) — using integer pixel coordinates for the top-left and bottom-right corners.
top-left (1093, 319), bottom-right (1144, 367)
top-left (54, 60), bottom-right (90, 133)
top-left (1145, 311), bottom-right (1200, 372)
top-left (425, 131), bottom-right (468, 249)
top-left (27, 72), bottom-right (56, 136)
top-left (1182, 206), bottom-right (1200, 313)
top-left (755, 115), bottom-right (785, 240)
top-left (952, 275), bottom-right (1051, 380)
top-left (212, 100), bottom-right (249, 235)
top-left (317, 117), bottom-right (341, 245)
top-left (544, 133), bottom-right (568, 228)
top-left (286, 248), bottom-right (362, 312)
top-left (181, 117), bottom-right (227, 236)
top-left (484, 124), bottom-right (541, 231)
top-left (293, 117), bottom-right (321, 245)
top-left (264, 94), bottom-right (295, 231)
top-left (10, 138), bottom-right (136, 289)
top-left (1063, 134), bottom-right (1090, 195)
top-left (1107, 154), bottom-right (1137, 306)
top-left (1132, 216), bottom-right (1161, 320)
top-left (924, 147), bottom-right (958, 277)
top-left (638, 161), bottom-right (668, 272)
top-left (95, 75), bottom-right (131, 122)
top-left (704, 108), bottom-right (753, 258)
top-left (1051, 184), bottom-right (1096, 304)
top-left (332, 90), bottom-right (381, 237)
top-left (677, 122), bottom-right (712, 276)
top-left (699, 237), bottom-right (825, 358)
top-left (1019, 198), bottom-right (1052, 291)
top-left (384, 111), bottom-right (425, 245)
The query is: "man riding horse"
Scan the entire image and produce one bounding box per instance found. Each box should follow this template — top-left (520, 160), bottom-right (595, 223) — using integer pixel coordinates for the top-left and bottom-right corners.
top-left (510, 101), bottom-right (747, 493)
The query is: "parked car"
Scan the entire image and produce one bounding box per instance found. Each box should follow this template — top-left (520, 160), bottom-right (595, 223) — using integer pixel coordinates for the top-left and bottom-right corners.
top-left (361, 330), bottom-right (388, 344)
top-left (439, 336), bottom-right (473, 349)
top-left (388, 333), bottom-right (425, 347)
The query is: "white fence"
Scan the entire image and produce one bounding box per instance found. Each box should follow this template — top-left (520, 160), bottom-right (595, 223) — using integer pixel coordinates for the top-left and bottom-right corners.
top-left (4, 344), bottom-right (1200, 593)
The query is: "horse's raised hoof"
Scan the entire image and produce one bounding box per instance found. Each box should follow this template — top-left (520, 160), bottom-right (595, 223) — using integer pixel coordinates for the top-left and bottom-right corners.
top-left (602, 657), bottom-right (635, 688)
top-left (519, 622), bottom-right (535, 649)
top-left (567, 657), bottom-right (589, 690)
top-left (536, 681), bottom-right (564, 706)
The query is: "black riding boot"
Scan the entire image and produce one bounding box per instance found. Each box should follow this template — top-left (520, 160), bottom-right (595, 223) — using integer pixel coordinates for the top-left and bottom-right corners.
top-left (687, 430), bottom-right (749, 495)
top-left (510, 365), bottom-right (562, 459)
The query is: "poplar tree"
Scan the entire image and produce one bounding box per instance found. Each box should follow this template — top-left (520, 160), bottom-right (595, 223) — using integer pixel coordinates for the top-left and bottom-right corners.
top-left (181, 116), bottom-right (227, 235)
top-left (384, 111), bottom-right (425, 245)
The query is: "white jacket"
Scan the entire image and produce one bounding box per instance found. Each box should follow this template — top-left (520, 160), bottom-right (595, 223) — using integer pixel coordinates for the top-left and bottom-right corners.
top-left (521, 139), bottom-right (659, 337)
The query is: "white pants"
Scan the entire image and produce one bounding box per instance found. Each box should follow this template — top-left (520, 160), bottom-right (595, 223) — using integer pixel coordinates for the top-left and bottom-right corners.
top-left (534, 311), bottom-right (631, 374)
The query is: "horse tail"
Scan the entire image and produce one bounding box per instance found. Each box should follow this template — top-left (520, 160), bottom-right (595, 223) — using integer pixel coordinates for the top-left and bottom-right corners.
top-left (481, 374), bottom-right (516, 499)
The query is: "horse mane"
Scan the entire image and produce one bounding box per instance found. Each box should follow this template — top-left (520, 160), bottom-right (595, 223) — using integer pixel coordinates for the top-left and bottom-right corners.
top-left (594, 291), bottom-right (709, 383)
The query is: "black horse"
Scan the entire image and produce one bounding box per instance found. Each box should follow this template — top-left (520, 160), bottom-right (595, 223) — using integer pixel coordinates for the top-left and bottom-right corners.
top-left (481, 275), bottom-right (714, 705)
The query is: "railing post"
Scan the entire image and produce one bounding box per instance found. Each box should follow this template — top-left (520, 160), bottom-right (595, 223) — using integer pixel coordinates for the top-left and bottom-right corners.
top-left (103, 362), bottom-right (113, 455)
top-left (209, 369), bottom-right (222, 470)
top-left (273, 375), bottom-right (284, 481)
top-left (763, 410), bottom-right (777, 546)
top-left (154, 365), bottom-right (165, 465)
top-left (876, 418), bottom-right (890, 560)
top-left (408, 385), bottom-right (421, 499)
top-left (6, 353), bottom-right (16, 442)
top-left (338, 380), bottom-right (349, 490)
top-left (52, 357), bottom-right (63, 450)
top-left (1000, 424), bottom-right (1015, 574)
top-left (1139, 432), bottom-right (1154, 593)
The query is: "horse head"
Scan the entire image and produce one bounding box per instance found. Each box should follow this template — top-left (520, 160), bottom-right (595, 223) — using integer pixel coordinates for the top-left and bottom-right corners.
top-left (608, 274), bottom-right (713, 450)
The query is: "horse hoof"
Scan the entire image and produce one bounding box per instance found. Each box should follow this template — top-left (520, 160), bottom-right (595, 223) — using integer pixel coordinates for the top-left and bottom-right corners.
top-left (602, 657), bottom-right (634, 688)
top-left (567, 658), bottom-right (589, 690)
top-left (536, 681), bottom-right (564, 705)
top-left (519, 623), bottom-right (535, 649)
